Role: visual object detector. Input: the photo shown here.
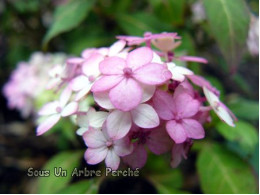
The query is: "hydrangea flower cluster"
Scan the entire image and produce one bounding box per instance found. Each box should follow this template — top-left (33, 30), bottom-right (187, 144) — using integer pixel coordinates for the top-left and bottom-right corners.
top-left (3, 52), bottom-right (66, 117)
top-left (20, 32), bottom-right (237, 170)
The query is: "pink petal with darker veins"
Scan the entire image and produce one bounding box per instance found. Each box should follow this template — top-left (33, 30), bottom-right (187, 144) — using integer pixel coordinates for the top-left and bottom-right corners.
top-left (36, 114), bottom-right (60, 136)
top-left (126, 47), bottom-right (153, 70)
top-left (83, 129), bottom-right (107, 148)
top-left (109, 78), bottom-right (142, 111)
top-left (114, 138), bottom-right (133, 156)
top-left (84, 147), bottom-right (108, 165)
top-left (99, 57), bottom-right (125, 75)
top-left (131, 104), bottom-right (159, 128)
top-left (173, 92), bottom-right (200, 118)
top-left (182, 119), bottom-right (205, 140)
top-left (134, 63), bottom-right (172, 85)
top-left (91, 75), bottom-right (123, 92)
top-left (147, 126), bottom-right (173, 155)
top-left (106, 110), bottom-right (132, 140)
top-left (152, 90), bottom-right (174, 120)
top-left (166, 120), bottom-right (187, 144)
top-left (123, 144), bottom-right (147, 169)
top-left (105, 150), bottom-right (120, 170)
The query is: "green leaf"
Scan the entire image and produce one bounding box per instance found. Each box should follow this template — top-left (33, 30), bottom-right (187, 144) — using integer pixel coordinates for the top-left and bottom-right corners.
top-left (216, 121), bottom-right (258, 153)
top-left (116, 12), bottom-right (172, 36)
top-left (203, 0), bottom-right (250, 69)
top-left (228, 97), bottom-right (259, 121)
top-left (57, 179), bottom-right (99, 194)
top-left (43, 0), bottom-right (96, 46)
top-left (197, 143), bottom-right (257, 193)
top-left (38, 150), bottom-right (83, 193)
top-left (150, 0), bottom-right (186, 25)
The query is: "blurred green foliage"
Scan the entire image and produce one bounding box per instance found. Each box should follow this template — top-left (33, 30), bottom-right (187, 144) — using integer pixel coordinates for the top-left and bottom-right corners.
top-left (0, 0), bottom-right (258, 193)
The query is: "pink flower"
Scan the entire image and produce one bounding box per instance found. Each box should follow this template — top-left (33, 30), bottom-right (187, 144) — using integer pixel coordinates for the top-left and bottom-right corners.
top-left (167, 62), bottom-right (194, 82)
top-left (153, 88), bottom-right (205, 143)
top-left (123, 125), bottom-right (173, 169)
top-left (83, 125), bottom-right (133, 170)
top-left (36, 87), bottom-right (78, 135)
top-left (171, 139), bottom-right (193, 168)
top-left (91, 47), bottom-right (172, 111)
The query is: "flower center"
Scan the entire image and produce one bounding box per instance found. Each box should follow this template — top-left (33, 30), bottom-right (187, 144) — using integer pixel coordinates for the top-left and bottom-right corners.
top-left (88, 75), bottom-right (95, 83)
top-left (123, 67), bottom-right (133, 77)
top-left (106, 141), bottom-right (113, 148)
top-left (56, 106), bottom-right (62, 113)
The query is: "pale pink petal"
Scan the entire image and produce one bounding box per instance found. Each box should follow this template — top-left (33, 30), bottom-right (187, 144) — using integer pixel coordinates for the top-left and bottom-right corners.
top-left (81, 48), bottom-right (97, 59)
top-left (76, 127), bottom-right (88, 136)
top-left (70, 75), bottom-right (90, 91)
top-left (75, 84), bottom-right (92, 101)
top-left (59, 86), bottom-right (72, 107)
top-left (114, 138), bottom-right (133, 156)
top-left (123, 144), bottom-right (147, 169)
top-left (131, 104), bottom-right (159, 128)
top-left (182, 119), bottom-right (205, 140)
top-left (173, 92), bottom-right (200, 118)
top-left (108, 40), bottom-right (126, 56)
top-left (93, 92), bottom-right (115, 110)
top-left (88, 111), bottom-right (108, 128)
top-left (61, 102), bottom-right (78, 117)
top-left (152, 90), bottom-right (174, 120)
top-left (126, 47), bottom-right (153, 70)
top-left (166, 120), bottom-right (187, 144)
top-left (84, 147), bottom-right (107, 165)
top-left (179, 56), bottom-right (208, 64)
top-left (76, 114), bottom-right (89, 128)
top-left (134, 63), bottom-right (172, 85)
top-left (66, 57), bottom-right (84, 65)
top-left (36, 114), bottom-right (61, 136)
top-left (82, 53), bottom-right (104, 77)
top-left (146, 126), bottom-right (173, 154)
top-left (141, 84), bottom-right (156, 103)
top-left (38, 101), bottom-right (59, 116)
top-left (91, 75), bottom-right (123, 92)
top-left (105, 150), bottom-right (120, 170)
top-left (99, 56), bottom-right (125, 75)
top-left (106, 110), bottom-right (132, 140)
top-left (109, 78), bottom-right (142, 111)
top-left (83, 129), bottom-right (107, 148)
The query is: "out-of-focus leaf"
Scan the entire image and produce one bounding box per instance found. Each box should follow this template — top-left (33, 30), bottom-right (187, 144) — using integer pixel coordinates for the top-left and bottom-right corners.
top-left (57, 179), bottom-right (99, 194)
top-left (116, 12), bottom-right (172, 36)
top-left (148, 169), bottom-right (186, 194)
top-left (197, 143), bottom-right (257, 194)
top-left (228, 97), bottom-right (259, 120)
top-left (38, 150), bottom-right (83, 193)
top-left (150, 0), bottom-right (186, 25)
top-left (43, 0), bottom-right (96, 46)
top-left (216, 121), bottom-right (258, 153)
top-left (203, 0), bottom-right (250, 69)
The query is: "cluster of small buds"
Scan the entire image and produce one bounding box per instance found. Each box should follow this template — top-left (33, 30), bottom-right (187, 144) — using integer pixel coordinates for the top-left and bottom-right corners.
top-left (36, 32), bottom-right (237, 170)
top-left (3, 52), bottom-right (66, 117)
